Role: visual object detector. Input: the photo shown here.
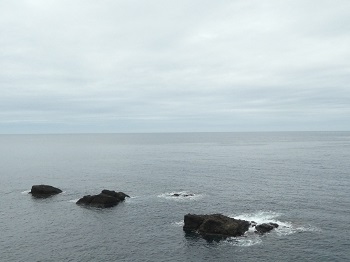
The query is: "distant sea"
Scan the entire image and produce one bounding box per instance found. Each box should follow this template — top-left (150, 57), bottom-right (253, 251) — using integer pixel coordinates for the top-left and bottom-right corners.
top-left (1, 132), bottom-right (349, 261)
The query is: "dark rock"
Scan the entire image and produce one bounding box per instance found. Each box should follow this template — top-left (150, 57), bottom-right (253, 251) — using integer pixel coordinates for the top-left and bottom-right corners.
top-left (184, 194), bottom-right (194, 197)
top-left (250, 221), bottom-right (257, 227)
top-left (183, 214), bottom-right (250, 239)
top-left (172, 193), bottom-right (194, 197)
top-left (76, 190), bottom-right (130, 208)
top-left (30, 185), bottom-right (62, 197)
top-left (101, 189), bottom-right (130, 200)
top-left (269, 222), bottom-right (279, 228)
top-left (255, 222), bottom-right (279, 234)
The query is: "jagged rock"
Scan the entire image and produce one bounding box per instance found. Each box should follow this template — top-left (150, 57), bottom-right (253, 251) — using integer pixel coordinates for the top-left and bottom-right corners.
top-left (183, 214), bottom-right (250, 239)
top-left (101, 189), bottom-right (130, 200)
top-left (270, 222), bottom-right (279, 228)
top-left (255, 222), bottom-right (279, 234)
top-left (76, 190), bottom-right (130, 208)
top-left (30, 185), bottom-right (62, 197)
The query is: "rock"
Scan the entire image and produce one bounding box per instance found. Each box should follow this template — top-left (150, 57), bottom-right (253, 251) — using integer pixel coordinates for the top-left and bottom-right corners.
top-left (101, 189), bottom-right (130, 200)
top-left (184, 194), bottom-right (194, 197)
top-left (270, 222), bottom-right (279, 228)
top-left (172, 193), bottom-right (194, 197)
top-left (183, 214), bottom-right (250, 239)
top-left (250, 221), bottom-right (257, 227)
top-left (30, 185), bottom-right (62, 197)
top-left (76, 190), bottom-right (130, 208)
top-left (255, 222), bottom-right (279, 234)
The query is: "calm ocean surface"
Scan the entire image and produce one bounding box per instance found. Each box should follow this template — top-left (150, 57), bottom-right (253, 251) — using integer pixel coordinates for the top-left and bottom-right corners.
top-left (0, 132), bottom-right (349, 261)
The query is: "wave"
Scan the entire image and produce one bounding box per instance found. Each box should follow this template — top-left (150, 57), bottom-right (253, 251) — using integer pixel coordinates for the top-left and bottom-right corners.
top-left (224, 237), bottom-right (263, 247)
top-left (122, 196), bottom-right (139, 204)
top-left (22, 190), bottom-right (67, 195)
top-left (233, 210), bottom-right (281, 224)
top-left (231, 210), bottom-right (321, 237)
top-left (172, 221), bottom-right (184, 227)
top-left (68, 199), bottom-right (79, 203)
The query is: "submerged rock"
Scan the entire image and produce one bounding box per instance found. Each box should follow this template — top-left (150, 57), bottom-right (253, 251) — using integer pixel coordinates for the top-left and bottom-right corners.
top-left (255, 222), bottom-right (279, 234)
top-left (172, 193), bottom-right (194, 197)
top-left (183, 214), bottom-right (250, 239)
top-left (30, 185), bottom-right (62, 197)
top-left (76, 190), bottom-right (130, 208)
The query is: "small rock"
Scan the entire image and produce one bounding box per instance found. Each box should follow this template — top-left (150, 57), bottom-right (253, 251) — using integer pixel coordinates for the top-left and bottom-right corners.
top-left (76, 189), bottom-right (130, 208)
top-left (172, 193), bottom-right (194, 197)
top-left (255, 222), bottom-right (279, 234)
top-left (30, 185), bottom-right (62, 198)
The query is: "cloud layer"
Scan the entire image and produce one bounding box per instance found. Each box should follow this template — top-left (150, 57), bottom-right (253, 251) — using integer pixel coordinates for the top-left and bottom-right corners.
top-left (1, 0), bottom-right (350, 133)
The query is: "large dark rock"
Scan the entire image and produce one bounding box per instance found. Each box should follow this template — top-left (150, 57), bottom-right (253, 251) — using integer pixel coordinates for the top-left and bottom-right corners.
top-left (255, 222), bottom-right (279, 234)
top-left (76, 190), bottom-right (130, 208)
top-left (183, 214), bottom-right (250, 239)
top-left (30, 185), bottom-right (62, 197)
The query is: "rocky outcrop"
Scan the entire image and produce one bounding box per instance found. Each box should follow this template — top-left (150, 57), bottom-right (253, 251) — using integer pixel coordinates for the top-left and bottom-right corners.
top-left (183, 214), bottom-right (250, 239)
top-left (30, 185), bottom-right (62, 197)
top-left (76, 190), bottom-right (130, 208)
top-left (255, 222), bottom-right (279, 234)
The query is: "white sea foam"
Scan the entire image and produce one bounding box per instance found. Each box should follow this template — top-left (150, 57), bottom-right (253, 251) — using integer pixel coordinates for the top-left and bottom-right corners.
top-left (233, 210), bottom-right (281, 224)
top-left (68, 199), bottom-right (79, 203)
top-left (275, 223), bottom-right (321, 236)
top-left (21, 190), bottom-right (31, 194)
top-left (172, 221), bottom-right (184, 227)
top-left (157, 191), bottom-right (202, 201)
top-left (224, 236), bottom-right (262, 247)
top-left (124, 196), bottom-right (139, 204)
top-left (231, 211), bottom-right (321, 237)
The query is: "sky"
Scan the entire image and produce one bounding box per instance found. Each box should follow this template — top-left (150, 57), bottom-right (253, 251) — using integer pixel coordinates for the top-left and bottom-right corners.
top-left (1, 0), bottom-right (350, 133)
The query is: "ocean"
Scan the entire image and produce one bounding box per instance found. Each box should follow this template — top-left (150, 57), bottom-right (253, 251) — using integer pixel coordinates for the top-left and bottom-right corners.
top-left (0, 132), bottom-right (349, 261)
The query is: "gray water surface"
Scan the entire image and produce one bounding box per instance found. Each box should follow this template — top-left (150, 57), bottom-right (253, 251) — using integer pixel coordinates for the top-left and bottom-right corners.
top-left (1, 132), bottom-right (349, 261)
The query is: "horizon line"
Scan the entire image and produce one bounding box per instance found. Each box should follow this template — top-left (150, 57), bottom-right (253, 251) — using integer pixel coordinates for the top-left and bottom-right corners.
top-left (0, 130), bottom-right (349, 135)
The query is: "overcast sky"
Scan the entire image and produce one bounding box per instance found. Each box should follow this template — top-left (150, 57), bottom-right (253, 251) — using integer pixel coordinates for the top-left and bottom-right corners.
top-left (1, 0), bottom-right (350, 133)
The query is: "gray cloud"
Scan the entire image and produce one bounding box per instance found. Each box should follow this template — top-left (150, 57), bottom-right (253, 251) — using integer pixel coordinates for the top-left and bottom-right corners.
top-left (1, 0), bottom-right (350, 133)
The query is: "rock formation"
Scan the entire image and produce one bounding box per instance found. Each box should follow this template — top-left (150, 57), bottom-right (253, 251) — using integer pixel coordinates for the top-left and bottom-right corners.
top-left (76, 189), bottom-right (130, 208)
top-left (30, 185), bottom-right (62, 197)
top-left (255, 222), bottom-right (279, 234)
top-left (183, 213), bottom-right (250, 239)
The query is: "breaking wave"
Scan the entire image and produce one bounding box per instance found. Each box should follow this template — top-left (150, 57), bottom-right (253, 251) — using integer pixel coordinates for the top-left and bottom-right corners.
top-left (172, 221), bottom-right (184, 227)
top-left (224, 237), bottom-right (263, 247)
top-left (232, 211), bottom-right (321, 238)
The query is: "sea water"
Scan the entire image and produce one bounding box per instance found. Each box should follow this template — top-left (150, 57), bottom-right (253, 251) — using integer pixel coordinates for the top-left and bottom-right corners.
top-left (0, 132), bottom-right (349, 261)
